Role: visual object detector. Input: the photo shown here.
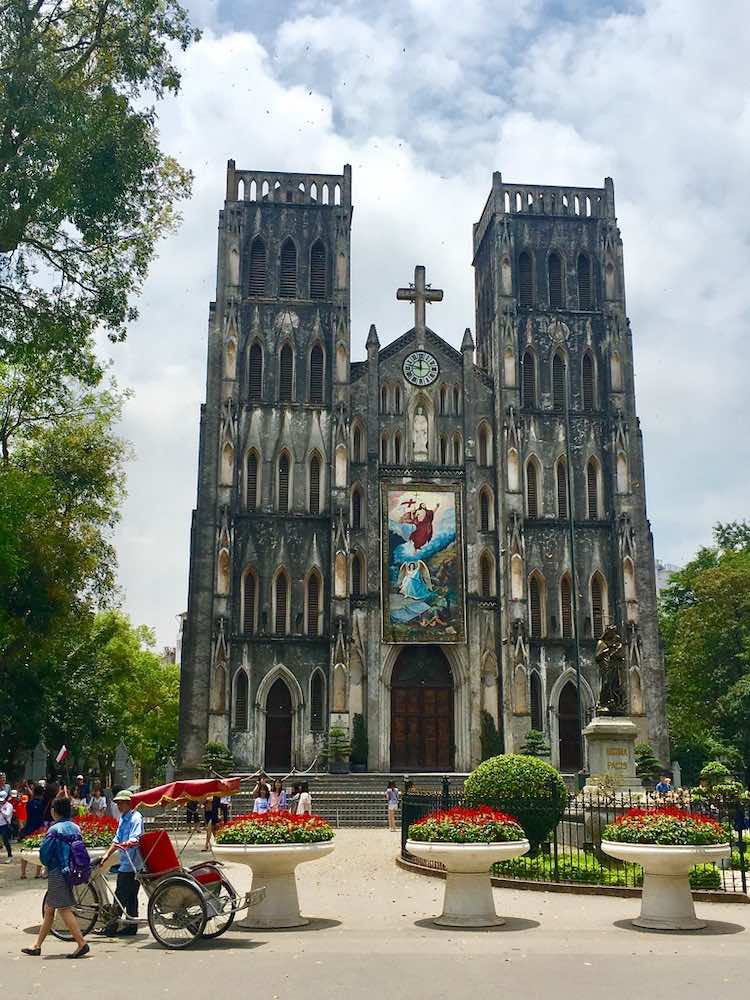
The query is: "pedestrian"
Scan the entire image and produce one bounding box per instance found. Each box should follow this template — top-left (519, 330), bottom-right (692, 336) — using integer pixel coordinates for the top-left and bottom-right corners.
top-left (253, 786), bottom-right (271, 814)
top-left (269, 779), bottom-right (287, 812)
top-left (288, 783), bottom-right (301, 813)
top-left (186, 799), bottom-right (200, 828)
top-left (15, 785), bottom-right (28, 831)
top-left (41, 781), bottom-right (60, 828)
top-left (655, 774), bottom-right (672, 794)
top-left (295, 783), bottom-right (311, 816)
top-left (251, 772), bottom-right (270, 797)
top-left (385, 781), bottom-right (400, 831)
top-left (87, 781), bottom-right (107, 817)
top-left (202, 795), bottom-right (220, 851)
top-left (0, 772), bottom-right (9, 795)
top-left (97, 790), bottom-right (144, 937)
top-left (0, 790), bottom-right (14, 861)
top-left (219, 794), bottom-right (231, 825)
top-left (19, 783), bottom-right (46, 880)
top-left (20, 796), bottom-right (90, 959)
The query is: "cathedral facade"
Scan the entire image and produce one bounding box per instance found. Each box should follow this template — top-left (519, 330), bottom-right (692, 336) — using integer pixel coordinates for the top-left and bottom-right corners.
top-left (177, 162), bottom-right (667, 776)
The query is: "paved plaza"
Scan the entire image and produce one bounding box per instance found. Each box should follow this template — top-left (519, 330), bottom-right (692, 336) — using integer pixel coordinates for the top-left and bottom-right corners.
top-left (0, 829), bottom-right (747, 1000)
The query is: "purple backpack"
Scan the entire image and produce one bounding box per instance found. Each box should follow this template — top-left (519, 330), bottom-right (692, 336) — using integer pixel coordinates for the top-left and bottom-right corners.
top-left (56, 832), bottom-right (92, 886)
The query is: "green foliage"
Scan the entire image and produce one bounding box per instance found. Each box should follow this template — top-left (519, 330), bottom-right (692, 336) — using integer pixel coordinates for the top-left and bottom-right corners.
top-left (201, 742), bottom-right (234, 777)
top-left (480, 710), bottom-right (503, 760)
top-left (634, 743), bottom-right (662, 782)
top-left (408, 806), bottom-right (525, 844)
top-left (350, 713), bottom-right (368, 767)
top-left (0, 1), bottom-right (198, 371)
top-left (687, 866), bottom-right (723, 890)
top-left (661, 522), bottom-right (750, 784)
top-left (322, 727), bottom-right (351, 762)
top-left (493, 853), bottom-right (721, 890)
top-left (463, 754), bottom-right (568, 850)
top-left (602, 810), bottom-right (728, 846)
top-left (520, 729), bottom-right (551, 758)
top-left (699, 761), bottom-right (732, 789)
top-left (214, 813), bottom-right (334, 845)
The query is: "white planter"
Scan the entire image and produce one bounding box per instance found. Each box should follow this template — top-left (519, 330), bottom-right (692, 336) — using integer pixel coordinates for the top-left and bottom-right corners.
top-left (213, 841), bottom-right (335, 928)
top-left (15, 846), bottom-right (117, 870)
top-left (405, 840), bottom-right (530, 927)
top-left (601, 840), bottom-right (731, 930)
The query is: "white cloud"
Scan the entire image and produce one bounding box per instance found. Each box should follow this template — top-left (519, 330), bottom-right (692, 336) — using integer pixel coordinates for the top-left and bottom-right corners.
top-left (111, 2), bottom-right (750, 644)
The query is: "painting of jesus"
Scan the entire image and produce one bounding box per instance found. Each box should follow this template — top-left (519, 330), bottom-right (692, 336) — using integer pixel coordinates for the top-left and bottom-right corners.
top-left (381, 483), bottom-right (465, 643)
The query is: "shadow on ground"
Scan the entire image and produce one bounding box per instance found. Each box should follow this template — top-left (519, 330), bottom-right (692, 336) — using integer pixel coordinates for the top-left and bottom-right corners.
top-left (413, 917), bottom-right (541, 933)
top-left (613, 919), bottom-right (746, 936)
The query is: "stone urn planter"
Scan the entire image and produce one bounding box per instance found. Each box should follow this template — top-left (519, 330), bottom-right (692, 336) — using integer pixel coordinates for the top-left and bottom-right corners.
top-left (405, 839), bottom-right (529, 927)
top-left (213, 841), bottom-right (335, 928)
top-left (601, 841), bottom-right (730, 929)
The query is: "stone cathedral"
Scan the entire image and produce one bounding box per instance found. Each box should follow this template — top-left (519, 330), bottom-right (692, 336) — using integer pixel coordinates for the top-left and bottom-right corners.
top-left (177, 162), bottom-right (668, 776)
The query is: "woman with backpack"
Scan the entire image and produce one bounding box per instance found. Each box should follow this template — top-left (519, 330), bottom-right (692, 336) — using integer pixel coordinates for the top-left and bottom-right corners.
top-left (21, 796), bottom-right (90, 958)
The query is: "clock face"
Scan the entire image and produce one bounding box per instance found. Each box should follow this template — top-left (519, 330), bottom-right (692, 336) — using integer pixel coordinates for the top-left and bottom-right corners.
top-left (402, 351), bottom-right (439, 386)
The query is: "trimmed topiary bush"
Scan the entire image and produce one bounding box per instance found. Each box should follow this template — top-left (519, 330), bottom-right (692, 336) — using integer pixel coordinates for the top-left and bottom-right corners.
top-left (463, 754), bottom-right (568, 850)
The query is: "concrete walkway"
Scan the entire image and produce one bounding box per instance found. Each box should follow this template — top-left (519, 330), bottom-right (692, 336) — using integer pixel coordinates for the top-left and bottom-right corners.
top-left (0, 828), bottom-right (747, 999)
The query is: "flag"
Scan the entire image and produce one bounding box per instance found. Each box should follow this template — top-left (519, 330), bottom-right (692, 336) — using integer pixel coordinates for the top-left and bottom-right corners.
top-left (55, 745), bottom-right (69, 764)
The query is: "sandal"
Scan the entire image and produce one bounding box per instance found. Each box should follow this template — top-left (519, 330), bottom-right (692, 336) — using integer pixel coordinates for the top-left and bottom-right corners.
top-left (67, 943), bottom-right (90, 960)
top-left (21, 947), bottom-right (41, 957)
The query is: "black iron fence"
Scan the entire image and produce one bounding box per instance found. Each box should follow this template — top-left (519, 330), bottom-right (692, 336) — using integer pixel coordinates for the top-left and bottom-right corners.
top-left (401, 783), bottom-right (749, 895)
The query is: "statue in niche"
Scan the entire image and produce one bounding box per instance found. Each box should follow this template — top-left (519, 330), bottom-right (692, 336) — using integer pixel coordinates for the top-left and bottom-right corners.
top-left (412, 406), bottom-right (428, 460)
top-left (333, 662), bottom-right (347, 712)
top-left (595, 624), bottom-right (627, 715)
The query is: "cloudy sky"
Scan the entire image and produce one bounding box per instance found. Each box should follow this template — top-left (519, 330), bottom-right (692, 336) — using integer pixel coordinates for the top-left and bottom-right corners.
top-left (104, 0), bottom-right (750, 649)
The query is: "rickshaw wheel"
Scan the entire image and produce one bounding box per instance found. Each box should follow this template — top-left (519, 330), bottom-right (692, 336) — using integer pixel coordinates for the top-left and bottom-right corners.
top-left (201, 874), bottom-right (237, 939)
top-left (45, 881), bottom-right (101, 940)
top-left (147, 876), bottom-right (208, 949)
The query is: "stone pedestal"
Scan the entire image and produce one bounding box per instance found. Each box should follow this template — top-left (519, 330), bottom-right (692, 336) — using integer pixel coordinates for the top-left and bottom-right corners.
top-left (582, 715), bottom-right (642, 792)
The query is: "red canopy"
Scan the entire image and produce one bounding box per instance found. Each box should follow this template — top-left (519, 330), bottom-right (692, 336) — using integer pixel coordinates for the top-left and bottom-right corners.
top-left (130, 778), bottom-right (241, 808)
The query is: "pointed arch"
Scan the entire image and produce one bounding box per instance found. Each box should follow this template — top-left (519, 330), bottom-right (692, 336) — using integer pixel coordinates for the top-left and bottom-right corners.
top-left (225, 337), bottom-right (237, 380)
top-left (277, 450), bottom-right (292, 513)
top-left (530, 671), bottom-right (544, 731)
top-left (273, 568), bottom-right (291, 634)
top-left (351, 484), bottom-right (363, 531)
top-left (217, 549), bottom-right (230, 595)
top-left (394, 384), bottom-right (402, 414)
top-left (479, 549), bottom-right (495, 598)
top-left (522, 349), bottom-right (536, 408)
top-left (556, 456), bottom-right (568, 518)
top-left (278, 342), bottom-right (294, 403)
top-left (380, 432), bottom-right (389, 464)
top-left (351, 421), bottom-right (364, 463)
top-left (610, 351), bottom-right (623, 391)
top-left (233, 669), bottom-right (249, 730)
top-left (308, 451), bottom-right (322, 514)
top-left (560, 573), bottom-right (573, 638)
top-left (440, 385), bottom-right (447, 415)
top-left (528, 571), bottom-right (546, 638)
top-left (220, 440), bottom-right (235, 487)
top-left (577, 252), bottom-right (592, 309)
top-left (504, 346), bottom-right (516, 386)
top-left (582, 351), bottom-right (596, 411)
top-left (305, 569), bottom-right (323, 636)
top-left (479, 485), bottom-right (493, 532)
top-left (453, 385), bottom-right (461, 415)
top-left (351, 549), bottom-right (365, 596)
top-left (242, 567), bottom-right (258, 634)
top-left (586, 457), bottom-right (601, 519)
top-left (590, 570), bottom-right (608, 638)
top-left (452, 433), bottom-right (462, 465)
top-left (548, 250), bottom-right (564, 307)
top-left (336, 343), bottom-right (347, 383)
top-left (616, 451), bottom-right (629, 493)
top-left (309, 239), bottom-right (327, 299)
top-left (334, 551), bottom-right (347, 598)
top-left (510, 553), bottom-right (524, 600)
top-left (508, 447), bottom-right (520, 492)
top-left (393, 432), bottom-right (402, 465)
top-left (248, 340), bottom-right (263, 401)
top-left (335, 443), bottom-right (347, 487)
top-left (309, 342), bottom-right (324, 404)
top-left (518, 249), bottom-right (533, 306)
top-left (623, 556), bottom-right (638, 622)
top-left (279, 238), bottom-right (297, 298)
top-left (552, 351), bottom-right (567, 411)
top-left (440, 434), bottom-right (448, 466)
top-left (525, 455), bottom-right (541, 519)
top-left (380, 385), bottom-right (388, 414)
top-left (477, 422), bottom-right (492, 466)
top-left (246, 450), bottom-right (260, 510)
top-left (249, 236), bottom-right (266, 296)
top-left (310, 669), bottom-right (325, 732)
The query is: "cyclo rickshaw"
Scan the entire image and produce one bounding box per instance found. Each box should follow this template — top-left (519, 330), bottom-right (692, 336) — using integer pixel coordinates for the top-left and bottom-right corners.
top-left (46, 778), bottom-right (264, 949)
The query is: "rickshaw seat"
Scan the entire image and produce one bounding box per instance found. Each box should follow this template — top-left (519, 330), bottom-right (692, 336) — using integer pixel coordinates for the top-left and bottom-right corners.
top-left (189, 864), bottom-right (223, 886)
top-left (140, 829), bottom-right (181, 875)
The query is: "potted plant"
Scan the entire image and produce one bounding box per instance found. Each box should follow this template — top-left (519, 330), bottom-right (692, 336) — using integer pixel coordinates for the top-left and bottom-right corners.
top-left (601, 806), bottom-right (730, 929)
top-left (350, 714), bottom-right (368, 773)
top-left (405, 806), bottom-right (529, 927)
top-left (213, 812), bottom-right (335, 928)
top-left (322, 726), bottom-right (351, 774)
top-left (18, 814), bottom-right (120, 869)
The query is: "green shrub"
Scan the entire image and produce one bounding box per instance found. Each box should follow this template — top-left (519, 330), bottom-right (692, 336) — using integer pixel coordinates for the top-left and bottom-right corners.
top-left (699, 761), bottom-right (731, 789)
top-left (520, 729), bottom-right (550, 757)
top-left (689, 866), bottom-right (722, 890)
top-left (350, 713), bottom-right (368, 767)
top-left (463, 754), bottom-right (567, 850)
top-left (321, 727), bottom-right (351, 762)
top-left (201, 741), bottom-right (234, 776)
top-left (480, 710), bottom-right (503, 760)
top-left (634, 743), bottom-right (661, 782)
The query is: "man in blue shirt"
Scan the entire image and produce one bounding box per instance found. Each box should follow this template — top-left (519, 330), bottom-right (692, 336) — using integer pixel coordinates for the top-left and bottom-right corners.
top-left (99, 790), bottom-right (144, 936)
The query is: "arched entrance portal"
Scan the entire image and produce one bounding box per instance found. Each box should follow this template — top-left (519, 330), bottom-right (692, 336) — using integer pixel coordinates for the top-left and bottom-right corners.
top-left (558, 681), bottom-right (581, 771)
top-left (390, 647), bottom-right (453, 771)
top-left (264, 678), bottom-right (292, 770)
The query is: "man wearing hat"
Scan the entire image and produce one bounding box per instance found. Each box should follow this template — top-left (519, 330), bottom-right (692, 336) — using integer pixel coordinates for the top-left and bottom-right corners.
top-left (98, 790), bottom-right (144, 936)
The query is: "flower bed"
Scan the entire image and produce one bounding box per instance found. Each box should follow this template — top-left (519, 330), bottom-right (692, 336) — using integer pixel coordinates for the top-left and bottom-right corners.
top-left (20, 814), bottom-right (118, 850)
top-left (602, 807), bottom-right (729, 846)
top-left (214, 811), bottom-right (334, 845)
top-left (408, 806), bottom-right (524, 844)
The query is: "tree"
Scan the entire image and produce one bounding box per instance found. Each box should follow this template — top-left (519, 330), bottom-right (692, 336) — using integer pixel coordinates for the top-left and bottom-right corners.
top-left (520, 729), bottom-right (551, 758)
top-left (201, 742), bottom-right (234, 777)
top-left (634, 743), bottom-right (661, 782)
top-left (480, 710), bottom-right (503, 760)
top-left (0, 1), bottom-right (198, 373)
top-left (661, 522), bottom-right (750, 785)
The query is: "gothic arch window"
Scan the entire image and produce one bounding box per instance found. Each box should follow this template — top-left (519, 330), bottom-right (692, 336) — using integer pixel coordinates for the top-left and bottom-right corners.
top-left (624, 557), bottom-right (638, 621)
top-left (305, 570), bottom-right (322, 636)
top-left (479, 486), bottom-right (493, 532)
top-left (351, 550), bottom-right (364, 596)
top-left (217, 549), bottom-right (230, 595)
top-left (279, 238), bottom-right (297, 298)
top-left (610, 351), bottom-right (623, 391)
top-left (552, 352), bottom-right (567, 411)
top-left (440, 435), bottom-right (448, 466)
top-left (248, 341), bottom-right (263, 401)
top-left (582, 352), bottom-right (595, 411)
top-left (308, 452), bottom-right (322, 515)
top-left (560, 573), bottom-right (573, 638)
top-left (279, 342), bottom-right (294, 403)
top-left (380, 433), bottom-right (389, 464)
top-left (508, 447), bottom-right (520, 492)
top-left (530, 672), bottom-right (543, 731)
top-left (522, 350), bottom-right (536, 408)
top-left (351, 422), bottom-right (364, 463)
top-left (577, 252), bottom-right (592, 309)
top-left (242, 568), bottom-right (258, 634)
top-left (548, 251), bottom-right (564, 308)
top-left (309, 343), bottom-right (324, 404)
top-left (220, 442), bottom-right (234, 486)
top-left (590, 571), bottom-right (608, 638)
top-left (617, 451), bottom-right (629, 493)
top-left (310, 670), bottom-right (325, 732)
top-left (249, 237), bottom-right (266, 296)
top-left (246, 450), bottom-right (260, 510)
top-left (586, 458), bottom-right (601, 519)
top-left (518, 250), bottom-right (533, 306)
top-left (225, 338), bottom-right (237, 380)
top-left (336, 343), bottom-right (347, 383)
top-left (393, 432), bottom-right (402, 465)
top-left (556, 457), bottom-right (568, 518)
top-left (479, 550), bottom-right (495, 598)
top-left (526, 456), bottom-right (541, 519)
top-left (351, 486), bottom-right (363, 531)
top-left (529, 572), bottom-right (546, 638)
top-left (309, 240), bottom-right (327, 299)
top-left (452, 433), bottom-right (462, 465)
top-left (234, 671), bottom-right (249, 730)
top-left (380, 385), bottom-right (388, 414)
top-left (510, 553), bottom-right (524, 600)
top-left (504, 346), bottom-right (515, 386)
top-left (277, 451), bottom-right (291, 513)
top-left (477, 423), bottom-right (492, 466)
top-left (394, 384), bottom-right (402, 415)
top-left (273, 568), bottom-right (291, 635)
top-left (440, 385), bottom-right (447, 415)
top-left (453, 385), bottom-right (461, 415)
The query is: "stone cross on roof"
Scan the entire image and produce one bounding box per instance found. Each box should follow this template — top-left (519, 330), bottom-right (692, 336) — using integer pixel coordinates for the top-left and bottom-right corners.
top-left (396, 265), bottom-right (443, 343)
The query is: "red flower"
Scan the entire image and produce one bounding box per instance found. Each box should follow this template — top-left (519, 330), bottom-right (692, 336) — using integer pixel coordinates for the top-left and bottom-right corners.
top-left (611, 807), bottom-right (724, 832)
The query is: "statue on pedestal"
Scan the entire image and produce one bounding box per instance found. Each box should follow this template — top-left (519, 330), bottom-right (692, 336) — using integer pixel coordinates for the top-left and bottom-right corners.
top-left (594, 624), bottom-right (627, 716)
top-left (412, 407), bottom-right (428, 460)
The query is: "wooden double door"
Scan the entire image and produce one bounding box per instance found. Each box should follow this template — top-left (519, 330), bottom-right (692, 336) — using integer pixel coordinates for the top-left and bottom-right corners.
top-left (390, 647), bottom-right (454, 771)
top-left (264, 679), bottom-right (292, 771)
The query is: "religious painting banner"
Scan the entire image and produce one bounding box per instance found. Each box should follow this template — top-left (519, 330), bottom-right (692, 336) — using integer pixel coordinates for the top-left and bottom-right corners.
top-left (381, 483), bottom-right (465, 644)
